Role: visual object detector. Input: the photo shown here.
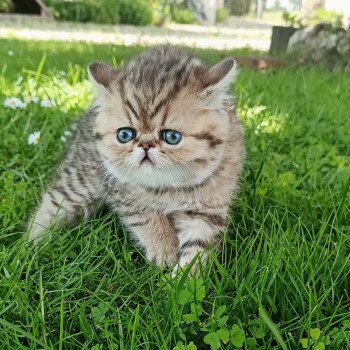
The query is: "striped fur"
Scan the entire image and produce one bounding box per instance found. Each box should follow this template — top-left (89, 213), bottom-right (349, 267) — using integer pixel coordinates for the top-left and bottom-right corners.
top-left (28, 46), bottom-right (245, 271)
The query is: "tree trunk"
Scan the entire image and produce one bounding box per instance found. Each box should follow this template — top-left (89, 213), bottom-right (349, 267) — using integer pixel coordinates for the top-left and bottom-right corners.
top-left (269, 26), bottom-right (298, 53)
top-left (256, 0), bottom-right (263, 18)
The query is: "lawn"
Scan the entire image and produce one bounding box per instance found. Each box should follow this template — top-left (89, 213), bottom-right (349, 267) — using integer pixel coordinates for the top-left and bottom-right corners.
top-left (0, 38), bottom-right (349, 350)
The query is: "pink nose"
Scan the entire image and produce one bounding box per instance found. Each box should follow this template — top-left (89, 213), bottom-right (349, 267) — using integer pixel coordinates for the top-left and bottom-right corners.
top-left (138, 142), bottom-right (153, 151)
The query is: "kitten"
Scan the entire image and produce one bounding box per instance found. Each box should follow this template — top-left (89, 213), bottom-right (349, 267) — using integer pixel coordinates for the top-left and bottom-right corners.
top-left (28, 46), bottom-right (245, 271)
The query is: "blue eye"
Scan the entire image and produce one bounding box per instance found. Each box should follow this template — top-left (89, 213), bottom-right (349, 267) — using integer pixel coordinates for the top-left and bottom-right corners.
top-left (117, 128), bottom-right (136, 143)
top-left (161, 129), bottom-right (182, 145)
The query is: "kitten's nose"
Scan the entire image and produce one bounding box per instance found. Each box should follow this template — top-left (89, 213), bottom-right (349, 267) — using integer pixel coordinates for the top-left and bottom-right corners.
top-left (138, 142), bottom-right (154, 151)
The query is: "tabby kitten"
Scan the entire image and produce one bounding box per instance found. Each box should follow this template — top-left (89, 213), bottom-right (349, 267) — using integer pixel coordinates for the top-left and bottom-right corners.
top-left (28, 46), bottom-right (245, 271)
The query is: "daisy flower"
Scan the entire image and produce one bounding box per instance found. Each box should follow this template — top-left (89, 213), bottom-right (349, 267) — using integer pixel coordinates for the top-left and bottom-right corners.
top-left (28, 131), bottom-right (41, 145)
top-left (4, 97), bottom-right (26, 109)
top-left (40, 99), bottom-right (56, 108)
top-left (8, 50), bottom-right (14, 56)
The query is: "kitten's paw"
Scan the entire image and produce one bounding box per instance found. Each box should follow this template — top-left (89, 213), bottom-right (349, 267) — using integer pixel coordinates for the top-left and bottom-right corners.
top-left (146, 252), bottom-right (178, 267)
top-left (172, 251), bottom-right (208, 278)
top-left (171, 262), bottom-right (186, 278)
top-left (27, 226), bottom-right (49, 245)
top-left (146, 236), bottom-right (179, 267)
top-left (172, 261), bottom-right (198, 278)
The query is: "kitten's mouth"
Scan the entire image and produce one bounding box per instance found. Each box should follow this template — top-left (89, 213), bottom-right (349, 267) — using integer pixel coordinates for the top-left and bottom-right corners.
top-left (140, 155), bottom-right (154, 166)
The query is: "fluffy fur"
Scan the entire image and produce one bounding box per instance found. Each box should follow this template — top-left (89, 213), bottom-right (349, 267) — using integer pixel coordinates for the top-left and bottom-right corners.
top-left (28, 46), bottom-right (245, 270)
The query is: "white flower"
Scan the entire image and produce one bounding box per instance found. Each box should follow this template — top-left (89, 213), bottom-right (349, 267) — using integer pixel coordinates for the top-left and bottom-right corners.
top-left (60, 135), bottom-right (67, 142)
top-left (24, 96), bottom-right (39, 103)
top-left (28, 131), bottom-right (41, 145)
top-left (40, 99), bottom-right (56, 108)
top-left (8, 50), bottom-right (14, 56)
top-left (64, 130), bottom-right (72, 137)
top-left (4, 97), bottom-right (26, 109)
top-left (59, 70), bottom-right (66, 76)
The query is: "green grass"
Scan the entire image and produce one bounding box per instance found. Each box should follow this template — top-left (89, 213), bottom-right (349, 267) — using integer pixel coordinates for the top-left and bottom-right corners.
top-left (0, 38), bottom-right (350, 349)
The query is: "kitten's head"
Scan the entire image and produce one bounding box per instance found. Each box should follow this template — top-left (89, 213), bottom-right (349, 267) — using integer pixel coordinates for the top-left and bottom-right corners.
top-left (89, 46), bottom-right (238, 188)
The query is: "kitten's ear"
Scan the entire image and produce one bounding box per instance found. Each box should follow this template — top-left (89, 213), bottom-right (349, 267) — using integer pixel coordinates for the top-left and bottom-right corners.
top-left (206, 57), bottom-right (238, 90)
top-left (88, 62), bottom-right (119, 93)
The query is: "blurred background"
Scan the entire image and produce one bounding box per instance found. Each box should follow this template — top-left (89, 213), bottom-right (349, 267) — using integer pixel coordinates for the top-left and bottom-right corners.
top-left (1, 0), bottom-right (349, 26)
top-left (0, 0), bottom-right (349, 56)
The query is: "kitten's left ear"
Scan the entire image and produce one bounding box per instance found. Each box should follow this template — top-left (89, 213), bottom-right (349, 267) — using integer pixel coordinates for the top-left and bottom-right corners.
top-left (205, 57), bottom-right (238, 91)
top-left (88, 62), bottom-right (119, 93)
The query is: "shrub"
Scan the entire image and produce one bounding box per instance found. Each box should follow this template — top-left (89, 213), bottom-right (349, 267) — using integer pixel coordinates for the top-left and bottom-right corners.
top-left (216, 7), bottom-right (230, 23)
top-left (0, 0), bottom-right (13, 13)
top-left (171, 8), bottom-right (197, 24)
top-left (152, 0), bottom-right (171, 26)
top-left (93, 0), bottom-right (121, 24)
top-left (46, 0), bottom-right (118, 24)
top-left (225, 0), bottom-right (251, 16)
top-left (46, 0), bottom-right (77, 22)
top-left (46, 0), bottom-right (153, 25)
top-left (117, 0), bottom-right (153, 25)
top-left (282, 11), bottom-right (305, 28)
top-left (309, 9), bottom-right (344, 28)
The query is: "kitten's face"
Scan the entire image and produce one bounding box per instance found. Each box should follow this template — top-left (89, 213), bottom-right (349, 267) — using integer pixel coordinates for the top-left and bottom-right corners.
top-left (89, 48), bottom-right (237, 188)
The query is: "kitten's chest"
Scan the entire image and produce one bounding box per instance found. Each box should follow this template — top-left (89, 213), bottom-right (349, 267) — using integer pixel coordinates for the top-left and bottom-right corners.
top-left (142, 189), bottom-right (198, 212)
top-left (114, 184), bottom-right (201, 213)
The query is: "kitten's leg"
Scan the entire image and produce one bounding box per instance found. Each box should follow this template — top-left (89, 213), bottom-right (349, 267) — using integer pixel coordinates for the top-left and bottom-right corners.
top-left (172, 209), bottom-right (227, 271)
top-left (28, 167), bottom-right (100, 243)
top-left (120, 211), bottom-right (179, 266)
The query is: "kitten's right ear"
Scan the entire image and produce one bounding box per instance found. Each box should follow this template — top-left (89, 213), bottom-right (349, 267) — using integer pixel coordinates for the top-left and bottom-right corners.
top-left (206, 57), bottom-right (238, 91)
top-left (88, 62), bottom-right (119, 93)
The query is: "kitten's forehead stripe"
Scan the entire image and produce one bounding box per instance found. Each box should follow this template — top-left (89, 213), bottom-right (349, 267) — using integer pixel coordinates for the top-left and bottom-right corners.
top-left (122, 104), bottom-right (133, 125)
top-left (124, 98), bottom-right (138, 118)
top-left (150, 98), bottom-right (168, 119)
top-left (118, 47), bottom-right (203, 123)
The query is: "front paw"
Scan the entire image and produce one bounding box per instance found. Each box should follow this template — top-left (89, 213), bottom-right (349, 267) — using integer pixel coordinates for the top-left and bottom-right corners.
top-left (172, 251), bottom-right (208, 277)
top-left (28, 225), bottom-right (50, 245)
top-left (146, 244), bottom-right (179, 267)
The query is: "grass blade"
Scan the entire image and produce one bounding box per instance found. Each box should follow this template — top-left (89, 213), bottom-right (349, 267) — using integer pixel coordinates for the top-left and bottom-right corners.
top-left (259, 306), bottom-right (288, 350)
top-left (0, 318), bottom-right (51, 349)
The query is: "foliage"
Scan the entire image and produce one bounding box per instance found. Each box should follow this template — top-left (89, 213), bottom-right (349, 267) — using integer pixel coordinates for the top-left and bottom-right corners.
top-left (46, 0), bottom-right (119, 24)
top-left (171, 7), bottom-right (197, 24)
top-left (150, 0), bottom-right (199, 25)
top-left (117, 0), bottom-right (153, 25)
top-left (152, 0), bottom-right (171, 26)
top-left (225, 0), bottom-right (251, 16)
top-left (163, 0), bottom-right (198, 24)
top-left (46, 0), bottom-right (153, 25)
top-left (282, 11), bottom-right (305, 28)
top-left (46, 0), bottom-right (197, 26)
top-left (0, 0), bottom-right (12, 13)
top-left (308, 9), bottom-right (344, 29)
top-left (300, 322), bottom-right (350, 349)
top-left (171, 277), bottom-right (283, 349)
top-left (0, 39), bottom-right (350, 349)
top-left (283, 9), bottom-right (344, 29)
top-left (215, 7), bottom-right (230, 24)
